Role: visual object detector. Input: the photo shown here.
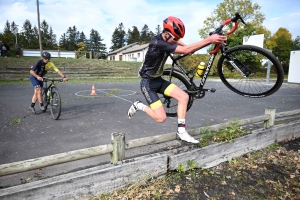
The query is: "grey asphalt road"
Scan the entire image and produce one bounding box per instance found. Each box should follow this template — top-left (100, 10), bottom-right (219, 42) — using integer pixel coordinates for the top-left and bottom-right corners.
top-left (0, 80), bottom-right (299, 188)
top-left (0, 80), bottom-right (299, 165)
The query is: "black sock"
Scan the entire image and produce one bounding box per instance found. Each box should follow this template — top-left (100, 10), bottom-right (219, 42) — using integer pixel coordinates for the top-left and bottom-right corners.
top-left (31, 102), bottom-right (35, 107)
top-left (40, 103), bottom-right (44, 107)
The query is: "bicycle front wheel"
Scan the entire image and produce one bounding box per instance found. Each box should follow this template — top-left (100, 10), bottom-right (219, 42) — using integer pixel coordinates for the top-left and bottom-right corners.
top-left (50, 88), bottom-right (61, 120)
top-left (217, 45), bottom-right (284, 97)
top-left (160, 69), bottom-right (194, 117)
top-left (42, 88), bottom-right (49, 112)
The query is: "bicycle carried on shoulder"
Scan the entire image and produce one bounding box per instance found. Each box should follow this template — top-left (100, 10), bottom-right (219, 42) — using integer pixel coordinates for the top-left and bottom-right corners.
top-left (160, 13), bottom-right (284, 117)
top-left (42, 77), bottom-right (63, 120)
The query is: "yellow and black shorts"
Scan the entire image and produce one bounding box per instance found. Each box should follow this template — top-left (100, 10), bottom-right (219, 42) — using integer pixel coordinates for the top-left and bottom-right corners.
top-left (140, 77), bottom-right (176, 110)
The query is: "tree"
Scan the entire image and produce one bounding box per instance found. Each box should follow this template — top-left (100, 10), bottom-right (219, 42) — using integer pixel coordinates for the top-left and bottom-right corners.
top-left (21, 19), bottom-right (35, 49)
top-left (78, 31), bottom-right (86, 43)
top-left (110, 23), bottom-right (126, 51)
top-left (89, 29), bottom-right (107, 57)
top-left (267, 28), bottom-right (294, 73)
top-left (292, 36), bottom-right (300, 50)
top-left (140, 24), bottom-right (153, 44)
top-left (63, 25), bottom-right (80, 51)
top-left (40, 20), bottom-right (56, 49)
top-left (198, 0), bottom-right (269, 49)
top-left (59, 33), bottom-right (68, 50)
top-left (127, 26), bottom-right (140, 45)
top-left (155, 24), bottom-right (162, 35)
top-left (1, 20), bottom-right (14, 49)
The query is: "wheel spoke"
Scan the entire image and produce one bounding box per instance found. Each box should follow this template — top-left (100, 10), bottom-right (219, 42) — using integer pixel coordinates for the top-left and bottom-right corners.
top-left (218, 45), bottom-right (283, 97)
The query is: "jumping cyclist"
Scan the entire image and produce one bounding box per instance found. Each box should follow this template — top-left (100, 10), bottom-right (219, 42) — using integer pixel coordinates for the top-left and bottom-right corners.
top-left (127, 16), bottom-right (226, 143)
top-left (29, 51), bottom-right (68, 114)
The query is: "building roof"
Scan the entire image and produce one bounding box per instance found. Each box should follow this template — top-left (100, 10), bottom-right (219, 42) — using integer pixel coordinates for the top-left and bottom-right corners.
top-left (107, 42), bottom-right (139, 55)
top-left (122, 43), bottom-right (149, 54)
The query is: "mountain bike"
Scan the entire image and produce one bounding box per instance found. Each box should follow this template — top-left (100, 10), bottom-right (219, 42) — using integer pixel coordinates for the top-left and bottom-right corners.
top-left (42, 77), bottom-right (63, 120)
top-left (160, 13), bottom-right (284, 117)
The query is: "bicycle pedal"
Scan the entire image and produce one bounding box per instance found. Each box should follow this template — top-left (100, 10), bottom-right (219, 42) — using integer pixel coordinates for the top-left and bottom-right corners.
top-left (210, 88), bottom-right (216, 93)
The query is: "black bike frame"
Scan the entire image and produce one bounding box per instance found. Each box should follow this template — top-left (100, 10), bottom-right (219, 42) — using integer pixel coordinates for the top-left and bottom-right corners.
top-left (168, 43), bottom-right (227, 91)
top-left (43, 80), bottom-right (55, 96)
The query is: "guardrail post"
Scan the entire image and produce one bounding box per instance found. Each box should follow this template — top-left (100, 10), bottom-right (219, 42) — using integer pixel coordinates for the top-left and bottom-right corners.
top-left (110, 132), bottom-right (125, 163)
top-left (264, 108), bottom-right (276, 128)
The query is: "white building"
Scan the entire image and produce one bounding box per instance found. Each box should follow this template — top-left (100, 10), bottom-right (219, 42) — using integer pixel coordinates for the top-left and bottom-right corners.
top-left (107, 43), bottom-right (173, 64)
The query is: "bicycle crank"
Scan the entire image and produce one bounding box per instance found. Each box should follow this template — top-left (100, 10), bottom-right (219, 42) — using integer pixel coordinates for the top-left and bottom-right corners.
top-left (195, 88), bottom-right (216, 99)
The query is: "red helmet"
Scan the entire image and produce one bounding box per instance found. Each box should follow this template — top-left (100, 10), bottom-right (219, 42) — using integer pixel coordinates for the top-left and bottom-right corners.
top-left (163, 16), bottom-right (185, 40)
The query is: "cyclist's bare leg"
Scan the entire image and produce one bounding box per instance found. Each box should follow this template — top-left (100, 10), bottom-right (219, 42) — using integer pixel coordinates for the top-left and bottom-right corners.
top-left (32, 87), bottom-right (43, 104)
top-left (143, 85), bottom-right (188, 122)
top-left (168, 86), bottom-right (189, 119)
top-left (144, 105), bottom-right (166, 123)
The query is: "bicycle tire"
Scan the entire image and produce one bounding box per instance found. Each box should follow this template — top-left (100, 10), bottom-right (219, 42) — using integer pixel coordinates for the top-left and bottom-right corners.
top-left (50, 88), bottom-right (61, 120)
top-left (160, 69), bottom-right (194, 117)
top-left (42, 89), bottom-right (49, 112)
top-left (217, 45), bottom-right (284, 97)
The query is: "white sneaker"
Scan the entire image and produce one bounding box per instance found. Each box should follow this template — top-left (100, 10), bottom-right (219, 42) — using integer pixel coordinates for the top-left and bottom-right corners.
top-left (128, 100), bottom-right (141, 119)
top-left (177, 131), bottom-right (199, 144)
top-left (40, 104), bottom-right (46, 111)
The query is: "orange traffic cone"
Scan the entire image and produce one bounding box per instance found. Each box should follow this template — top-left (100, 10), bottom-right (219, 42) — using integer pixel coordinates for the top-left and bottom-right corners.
top-left (90, 84), bottom-right (97, 96)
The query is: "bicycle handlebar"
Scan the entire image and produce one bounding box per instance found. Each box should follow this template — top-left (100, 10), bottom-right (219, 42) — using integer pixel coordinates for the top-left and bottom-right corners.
top-left (43, 77), bottom-right (63, 82)
top-left (209, 12), bottom-right (246, 54)
top-left (172, 13), bottom-right (246, 60)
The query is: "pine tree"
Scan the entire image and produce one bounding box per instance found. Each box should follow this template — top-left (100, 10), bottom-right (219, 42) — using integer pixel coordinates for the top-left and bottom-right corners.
top-left (127, 26), bottom-right (140, 45)
top-left (110, 23), bottom-right (126, 51)
top-left (155, 24), bottom-right (161, 35)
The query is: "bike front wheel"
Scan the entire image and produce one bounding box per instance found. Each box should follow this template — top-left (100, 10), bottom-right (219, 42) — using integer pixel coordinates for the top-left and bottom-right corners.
top-left (217, 45), bottom-right (284, 97)
top-left (50, 88), bottom-right (61, 120)
top-left (42, 88), bottom-right (49, 112)
top-left (160, 69), bottom-right (194, 117)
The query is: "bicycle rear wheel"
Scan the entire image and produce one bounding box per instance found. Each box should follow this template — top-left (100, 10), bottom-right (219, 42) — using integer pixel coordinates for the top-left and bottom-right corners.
top-left (217, 45), bottom-right (284, 97)
top-left (160, 69), bottom-right (194, 117)
top-left (50, 88), bottom-right (61, 120)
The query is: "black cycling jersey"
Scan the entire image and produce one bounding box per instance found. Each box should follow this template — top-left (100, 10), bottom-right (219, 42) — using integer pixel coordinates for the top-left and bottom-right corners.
top-left (139, 34), bottom-right (177, 79)
top-left (30, 60), bottom-right (59, 77)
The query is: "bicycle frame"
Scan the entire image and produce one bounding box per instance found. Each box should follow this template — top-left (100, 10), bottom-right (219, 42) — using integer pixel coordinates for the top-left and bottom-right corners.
top-left (168, 43), bottom-right (226, 94)
top-left (42, 77), bottom-right (63, 104)
top-left (43, 79), bottom-right (56, 97)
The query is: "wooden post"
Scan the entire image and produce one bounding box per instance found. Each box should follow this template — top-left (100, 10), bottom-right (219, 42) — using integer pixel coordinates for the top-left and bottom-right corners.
top-left (58, 49), bottom-right (60, 58)
top-left (110, 132), bottom-right (125, 164)
top-left (264, 108), bottom-right (276, 128)
top-left (90, 51), bottom-right (92, 59)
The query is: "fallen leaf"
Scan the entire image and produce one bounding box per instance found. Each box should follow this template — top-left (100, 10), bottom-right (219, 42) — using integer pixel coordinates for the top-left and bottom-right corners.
top-left (290, 174), bottom-right (295, 179)
top-left (174, 185), bottom-right (180, 193)
top-left (221, 180), bottom-right (227, 185)
top-left (167, 146), bottom-right (173, 150)
top-left (165, 190), bottom-right (171, 195)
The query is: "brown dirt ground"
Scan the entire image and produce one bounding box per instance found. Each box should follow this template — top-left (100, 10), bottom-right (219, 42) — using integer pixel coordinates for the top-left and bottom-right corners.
top-left (90, 137), bottom-right (300, 200)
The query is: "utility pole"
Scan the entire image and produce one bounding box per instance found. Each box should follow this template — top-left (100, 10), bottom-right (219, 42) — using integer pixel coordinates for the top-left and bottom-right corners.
top-left (37, 0), bottom-right (42, 57)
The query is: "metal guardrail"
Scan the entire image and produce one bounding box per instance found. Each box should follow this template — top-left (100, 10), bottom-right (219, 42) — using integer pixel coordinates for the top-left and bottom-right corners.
top-left (0, 108), bottom-right (299, 176)
top-left (22, 49), bottom-right (76, 58)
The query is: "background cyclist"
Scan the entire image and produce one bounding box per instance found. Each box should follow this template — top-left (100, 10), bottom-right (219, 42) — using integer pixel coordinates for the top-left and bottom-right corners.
top-left (29, 51), bottom-right (68, 114)
top-left (128, 16), bottom-right (226, 144)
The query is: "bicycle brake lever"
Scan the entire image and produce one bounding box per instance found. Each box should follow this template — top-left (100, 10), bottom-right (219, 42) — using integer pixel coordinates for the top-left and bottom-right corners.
top-left (233, 12), bottom-right (246, 25)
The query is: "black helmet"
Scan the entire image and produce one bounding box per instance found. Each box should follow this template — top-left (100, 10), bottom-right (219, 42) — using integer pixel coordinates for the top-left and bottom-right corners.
top-left (42, 51), bottom-right (51, 59)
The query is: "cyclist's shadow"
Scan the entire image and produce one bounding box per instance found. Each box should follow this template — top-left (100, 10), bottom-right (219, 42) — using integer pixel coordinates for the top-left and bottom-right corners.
top-left (54, 101), bottom-right (114, 120)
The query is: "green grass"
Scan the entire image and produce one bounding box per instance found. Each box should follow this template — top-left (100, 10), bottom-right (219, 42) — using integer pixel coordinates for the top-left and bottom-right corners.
top-left (0, 56), bottom-right (144, 84)
top-left (0, 56), bottom-right (143, 68)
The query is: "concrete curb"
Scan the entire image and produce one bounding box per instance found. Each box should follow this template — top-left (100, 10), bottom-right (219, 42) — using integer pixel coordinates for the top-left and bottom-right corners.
top-left (0, 120), bottom-right (299, 200)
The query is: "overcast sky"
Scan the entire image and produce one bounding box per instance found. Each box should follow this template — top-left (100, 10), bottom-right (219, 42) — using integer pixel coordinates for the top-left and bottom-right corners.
top-left (1, 0), bottom-right (299, 52)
